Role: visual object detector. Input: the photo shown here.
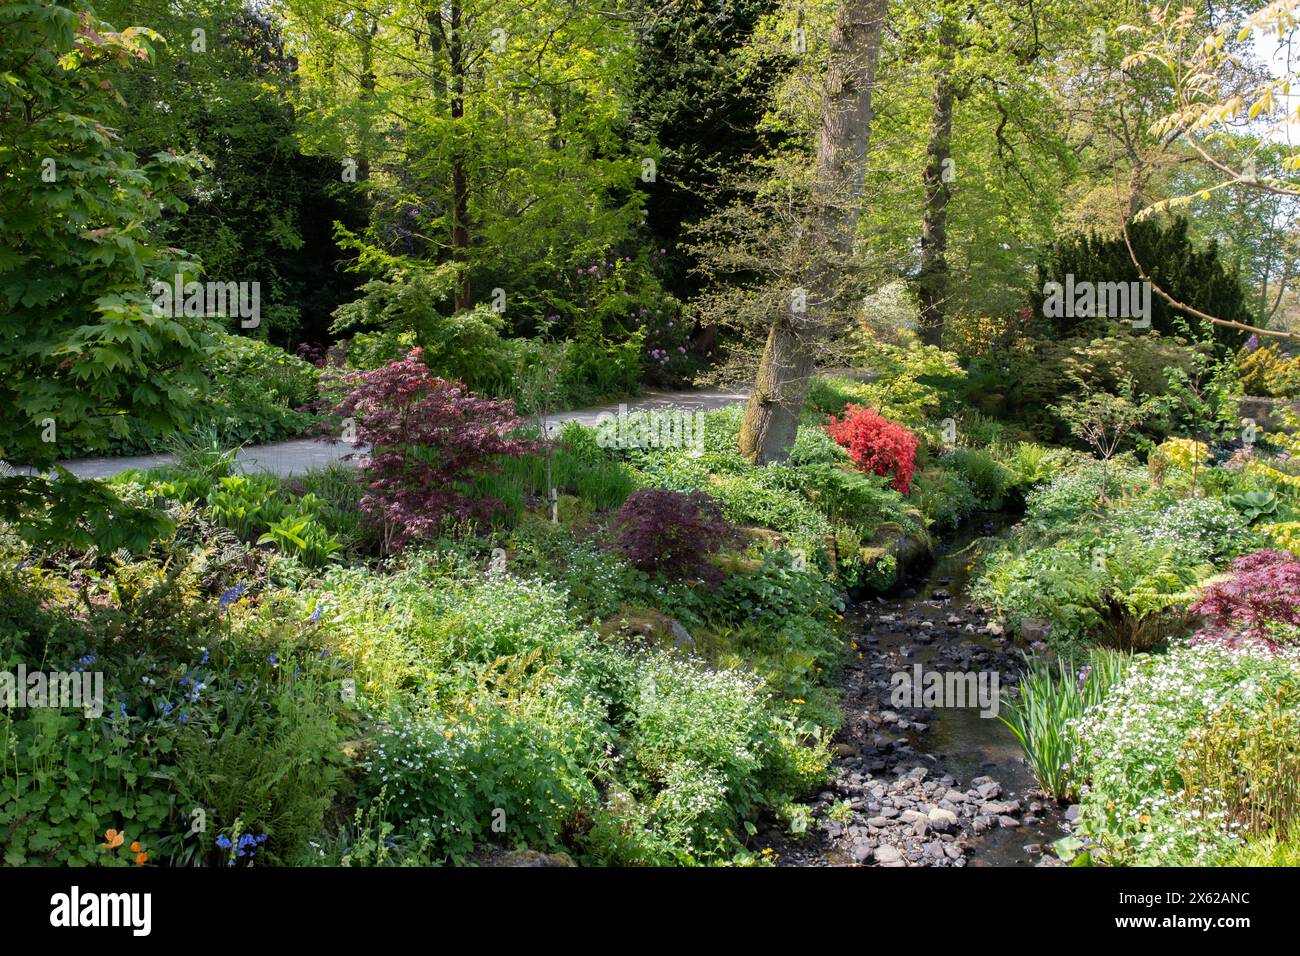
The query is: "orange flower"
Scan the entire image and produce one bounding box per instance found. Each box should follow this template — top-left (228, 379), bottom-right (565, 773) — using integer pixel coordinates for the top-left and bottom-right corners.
top-left (130, 841), bottom-right (141, 853)
top-left (135, 852), bottom-right (149, 865)
top-left (101, 828), bottom-right (124, 850)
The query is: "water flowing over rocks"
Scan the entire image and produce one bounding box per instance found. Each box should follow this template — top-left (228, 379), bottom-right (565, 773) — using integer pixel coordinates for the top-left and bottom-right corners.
top-left (757, 517), bottom-right (1071, 867)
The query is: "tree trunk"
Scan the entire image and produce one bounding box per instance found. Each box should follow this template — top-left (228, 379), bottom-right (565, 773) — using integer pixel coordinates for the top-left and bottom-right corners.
top-left (740, 0), bottom-right (886, 464)
top-left (917, 33), bottom-right (954, 348)
top-left (448, 0), bottom-right (473, 312)
top-left (739, 322), bottom-right (816, 463)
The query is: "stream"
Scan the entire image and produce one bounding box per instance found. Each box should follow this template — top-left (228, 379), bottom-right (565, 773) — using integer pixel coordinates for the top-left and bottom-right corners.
top-left (760, 514), bottom-right (1073, 867)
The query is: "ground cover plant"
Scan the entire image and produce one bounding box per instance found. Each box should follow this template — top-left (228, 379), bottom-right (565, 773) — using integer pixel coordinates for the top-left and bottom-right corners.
top-left (4, 0), bottom-right (1300, 882)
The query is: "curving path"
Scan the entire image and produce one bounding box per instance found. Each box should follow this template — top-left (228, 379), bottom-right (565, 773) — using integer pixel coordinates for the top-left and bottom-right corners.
top-left (46, 387), bottom-right (750, 480)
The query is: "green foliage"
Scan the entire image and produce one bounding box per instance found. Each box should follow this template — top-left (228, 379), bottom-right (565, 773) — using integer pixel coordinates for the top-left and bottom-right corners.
top-left (939, 447), bottom-right (1011, 510)
top-left (169, 676), bottom-right (349, 866)
top-left (66, 334), bottom-right (319, 458)
top-left (1177, 683), bottom-right (1299, 843)
top-left (95, 0), bottom-right (364, 344)
top-left (807, 342), bottom-right (965, 429)
top-left (0, 471), bottom-right (174, 554)
top-left (912, 467), bottom-right (978, 531)
top-left (1032, 218), bottom-right (1256, 347)
top-left (0, 704), bottom-right (175, 866)
top-left (1072, 645), bottom-right (1300, 865)
top-left (1000, 649), bottom-right (1130, 800)
top-left (0, 1), bottom-right (215, 468)
top-left (970, 460), bottom-right (1257, 651)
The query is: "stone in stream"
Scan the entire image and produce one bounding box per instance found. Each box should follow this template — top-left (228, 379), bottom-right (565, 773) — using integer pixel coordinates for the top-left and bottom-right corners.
top-left (1019, 618), bottom-right (1052, 643)
top-left (928, 807), bottom-right (959, 831)
top-left (874, 845), bottom-right (903, 865)
top-left (983, 799), bottom-right (1021, 816)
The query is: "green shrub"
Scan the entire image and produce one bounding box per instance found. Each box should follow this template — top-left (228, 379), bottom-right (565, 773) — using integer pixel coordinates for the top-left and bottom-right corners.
top-left (169, 675), bottom-right (349, 866)
top-left (1176, 683), bottom-right (1299, 843)
top-left (912, 467), bottom-right (978, 531)
top-left (940, 447), bottom-right (1011, 510)
top-left (788, 423), bottom-right (852, 466)
top-left (67, 334), bottom-right (319, 457)
top-left (1022, 461), bottom-right (1149, 530)
top-left (360, 692), bottom-right (607, 860)
top-left (790, 462), bottom-right (916, 530)
top-left (804, 375), bottom-right (870, 418)
top-left (973, 534), bottom-right (1211, 651)
top-left (716, 552), bottom-right (844, 631)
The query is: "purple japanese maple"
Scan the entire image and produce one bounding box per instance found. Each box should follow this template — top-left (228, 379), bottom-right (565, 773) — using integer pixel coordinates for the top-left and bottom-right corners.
top-left (327, 349), bottom-right (537, 552)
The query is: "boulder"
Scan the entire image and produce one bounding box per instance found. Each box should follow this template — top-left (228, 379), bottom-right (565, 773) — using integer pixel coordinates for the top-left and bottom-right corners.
top-left (599, 606), bottom-right (696, 652)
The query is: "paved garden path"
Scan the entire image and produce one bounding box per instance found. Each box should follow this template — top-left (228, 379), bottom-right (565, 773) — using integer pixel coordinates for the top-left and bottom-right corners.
top-left (52, 387), bottom-right (749, 480)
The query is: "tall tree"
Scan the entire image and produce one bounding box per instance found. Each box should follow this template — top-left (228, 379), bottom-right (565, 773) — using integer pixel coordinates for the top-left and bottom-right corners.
top-left (282, 0), bottom-right (655, 338)
top-left (915, 13), bottom-right (956, 346)
top-left (738, 0), bottom-right (887, 464)
top-left (0, 0), bottom-right (213, 468)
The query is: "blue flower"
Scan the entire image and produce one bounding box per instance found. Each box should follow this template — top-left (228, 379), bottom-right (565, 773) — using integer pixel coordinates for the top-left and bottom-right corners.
top-left (218, 584), bottom-right (247, 615)
top-left (216, 834), bottom-right (232, 850)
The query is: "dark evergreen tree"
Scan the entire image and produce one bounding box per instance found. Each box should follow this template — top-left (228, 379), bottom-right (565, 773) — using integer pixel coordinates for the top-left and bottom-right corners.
top-left (632, 0), bottom-right (787, 302)
top-left (1032, 218), bottom-right (1256, 347)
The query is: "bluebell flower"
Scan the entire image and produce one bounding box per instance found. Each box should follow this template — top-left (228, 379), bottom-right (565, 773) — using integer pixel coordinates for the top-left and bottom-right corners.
top-left (217, 584), bottom-right (247, 615)
top-left (216, 834), bottom-right (232, 850)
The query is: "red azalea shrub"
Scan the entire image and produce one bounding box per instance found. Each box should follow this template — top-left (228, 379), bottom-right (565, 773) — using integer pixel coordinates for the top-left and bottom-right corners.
top-left (612, 489), bottom-right (740, 584)
top-left (1189, 550), bottom-right (1300, 649)
top-left (824, 404), bottom-right (919, 493)
top-left (328, 348), bottom-right (537, 552)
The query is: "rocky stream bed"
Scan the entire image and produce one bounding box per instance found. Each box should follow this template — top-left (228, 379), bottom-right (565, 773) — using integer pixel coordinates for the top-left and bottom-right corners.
top-left (757, 515), bottom-right (1082, 867)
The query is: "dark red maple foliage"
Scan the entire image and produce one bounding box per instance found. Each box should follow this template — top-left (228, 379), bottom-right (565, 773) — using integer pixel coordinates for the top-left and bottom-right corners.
top-left (1189, 550), bottom-right (1300, 649)
top-left (612, 488), bottom-right (740, 584)
top-left (327, 349), bottom-right (537, 552)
